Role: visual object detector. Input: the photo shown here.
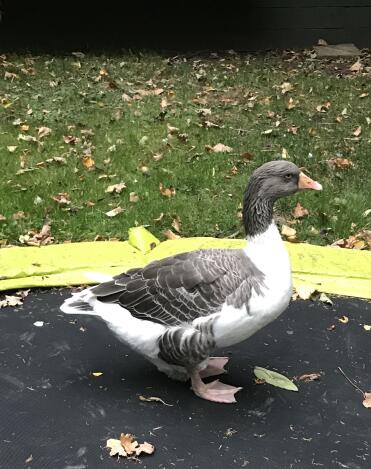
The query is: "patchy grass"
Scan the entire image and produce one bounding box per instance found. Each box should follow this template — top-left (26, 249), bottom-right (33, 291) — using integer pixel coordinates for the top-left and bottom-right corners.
top-left (0, 51), bottom-right (370, 247)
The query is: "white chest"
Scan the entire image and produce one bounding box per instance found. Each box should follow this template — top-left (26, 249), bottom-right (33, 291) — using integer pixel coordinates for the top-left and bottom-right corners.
top-left (212, 224), bottom-right (292, 347)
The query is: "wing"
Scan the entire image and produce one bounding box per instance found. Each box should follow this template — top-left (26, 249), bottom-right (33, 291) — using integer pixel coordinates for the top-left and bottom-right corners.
top-left (91, 249), bottom-right (265, 326)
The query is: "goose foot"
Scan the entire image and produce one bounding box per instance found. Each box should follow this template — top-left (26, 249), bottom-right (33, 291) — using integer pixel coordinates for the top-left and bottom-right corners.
top-left (199, 357), bottom-right (229, 378)
top-left (190, 372), bottom-right (242, 404)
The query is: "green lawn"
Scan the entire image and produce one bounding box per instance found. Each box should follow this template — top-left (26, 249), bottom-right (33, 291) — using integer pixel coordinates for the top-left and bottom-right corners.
top-left (0, 51), bottom-right (370, 247)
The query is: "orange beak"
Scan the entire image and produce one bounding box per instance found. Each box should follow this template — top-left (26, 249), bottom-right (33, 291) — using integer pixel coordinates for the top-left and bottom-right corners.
top-left (298, 172), bottom-right (322, 191)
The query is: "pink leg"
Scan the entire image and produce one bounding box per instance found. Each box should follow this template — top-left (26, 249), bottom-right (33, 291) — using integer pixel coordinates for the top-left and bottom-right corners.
top-left (199, 357), bottom-right (230, 378)
top-left (190, 371), bottom-right (242, 404)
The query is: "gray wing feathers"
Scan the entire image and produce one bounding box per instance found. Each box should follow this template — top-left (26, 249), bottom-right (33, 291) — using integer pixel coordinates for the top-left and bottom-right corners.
top-left (91, 249), bottom-right (265, 326)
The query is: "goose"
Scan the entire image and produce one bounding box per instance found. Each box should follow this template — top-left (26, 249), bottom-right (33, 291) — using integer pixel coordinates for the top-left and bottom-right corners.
top-left (61, 161), bottom-right (322, 403)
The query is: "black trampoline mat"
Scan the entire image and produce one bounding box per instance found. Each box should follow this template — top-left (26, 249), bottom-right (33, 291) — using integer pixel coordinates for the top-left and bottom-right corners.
top-left (0, 289), bottom-right (370, 469)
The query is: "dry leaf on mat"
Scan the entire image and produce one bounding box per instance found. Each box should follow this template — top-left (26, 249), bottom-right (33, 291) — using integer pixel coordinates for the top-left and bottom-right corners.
top-left (298, 373), bottom-right (321, 382)
top-left (106, 433), bottom-right (155, 458)
top-left (362, 393), bottom-right (371, 408)
top-left (139, 395), bottom-right (173, 406)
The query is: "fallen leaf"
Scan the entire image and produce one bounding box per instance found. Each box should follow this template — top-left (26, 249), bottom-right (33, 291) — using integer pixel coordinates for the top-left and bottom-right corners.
top-left (105, 207), bottom-right (124, 217)
top-left (0, 291), bottom-right (28, 309)
top-left (363, 209), bottom-right (371, 217)
top-left (0, 214), bottom-right (6, 221)
top-left (280, 82), bottom-right (293, 94)
top-left (139, 165), bottom-right (149, 175)
top-left (159, 183), bottom-right (176, 198)
top-left (327, 158), bottom-right (354, 169)
top-left (363, 325), bottom-right (371, 331)
top-left (25, 455), bottom-right (33, 464)
top-left (154, 212), bottom-right (164, 222)
top-left (129, 192), bottom-right (139, 203)
top-left (171, 216), bottom-right (182, 233)
top-left (205, 143), bottom-right (233, 153)
top-left (106, 438), bottom-right (127, 457)
top-left (12, 210), bottom-right (26, 220)
top-left (63, 135), bottom-right (78, 145)
top-left (17, 134), bottom-right (37, 143)
top-left (286, 97), bottom-right (296, 110)
top-left (366, 117), bottom-right (371, 125)
top-left (349, 59), bottom-right (363, 73)
top-left (353, 126), bottom-right (362, 137)
top-left (316, 102), bottom-right (331, 113)
top-left (281, 224), bottom-right (297, 242)
top-left (261, 129), bottom-right (273, 135)
top-left (92, 372), bottom-right (103, 377)
top-left (152, 153), bottom-right (163, 161)
top-left (298, 373), bottom-right (321, 382)
top-left (105, 182), bottom-right (127, 194)
top-left (120, 434), bottom-right (142, 455)
top-left (139, 136), bottom-right (149, 146)
top-left (292, 202), bottom-right (309, 219)
top-left (319, 292), bottom-right (333, 306)
top-left (363, 393), bottom-right (371, 408)
top-left (37, 126), bottom-right (51, 139)
top-left (7, 145), bottom-right (17, 153)
top-left (82, 155), bottom-right (95, 169)
top-left (164, 229), bottom-right (180, 240)
top-left (359, 93), bottom-right (369, 98)
top-left (135, 442), bottom-right (155, 456)
top-left (253, 366), bottom-right (298, 392)
top-left (139, 395), bottom-right (173, 406)
top-left (318, 38), bottom-right (328, 46)
top-left (339, 315), bottom-right (349, 324)
top-left (52, 193), bottom-right (71, 205)
top-left (281, 148), bottom-right (289, 159)
top-left (294, 285), bottom-right (316, 300)
top-left (19, 222), bottom-right (54, 246)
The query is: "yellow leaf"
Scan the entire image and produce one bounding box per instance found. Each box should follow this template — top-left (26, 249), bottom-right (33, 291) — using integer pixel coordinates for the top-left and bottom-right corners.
top-left (82, 155), bottom-right (95, 169)
top-left (339, 315), bottom-right (349, 324)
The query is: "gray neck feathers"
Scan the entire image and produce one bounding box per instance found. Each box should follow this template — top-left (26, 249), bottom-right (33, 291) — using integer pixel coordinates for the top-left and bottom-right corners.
top-left (242, 179), bottom-right (275, 238)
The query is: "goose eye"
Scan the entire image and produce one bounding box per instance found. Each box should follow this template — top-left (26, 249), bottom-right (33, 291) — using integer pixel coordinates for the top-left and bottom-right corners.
top-left (284, 173), bottom-right (292, 180)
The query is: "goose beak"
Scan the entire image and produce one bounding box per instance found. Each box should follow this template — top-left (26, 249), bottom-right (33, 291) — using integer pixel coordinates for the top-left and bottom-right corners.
top-left (298, 172), bottom-right (322, 191)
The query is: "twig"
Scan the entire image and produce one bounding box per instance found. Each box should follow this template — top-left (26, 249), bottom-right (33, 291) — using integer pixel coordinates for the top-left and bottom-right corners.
top-left (337, 366), bottom-right (364, 395)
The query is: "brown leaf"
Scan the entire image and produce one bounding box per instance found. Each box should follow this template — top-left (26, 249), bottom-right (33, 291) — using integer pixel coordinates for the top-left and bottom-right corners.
top-left (205, 143), bottom-right (233, 153)
top-left (287, 126), bottom-right (299, 135)
top-left (120, 434), bottom-right (140, 455)
top-left (362, 392), bottom-right (371, 408)
top-left (105, 207), bottom-right (124, 217)
top-left (0, 295), bottom-right (23, 308)
top-left (106, 439), bottom-right (127, 457)
top-left (349, 59), bottom-right (363, 73)
top-left (281, 224), bottom-right (297, 242)
top-left (353, 126), bottom-right (362, 137)
top-left (171, 215), bottom-right (182, 233)
top-left (12, 210), bottom-right (27, 220)
top-left (298, 373), bottom-right (321, 382)
top-left (159, 183), bottom-right (176, 198)
top-left (164, 229), bottom-right (180, 240)
top-left (105, 182), bottom-right (127, 194)
top-left (37, 126), bottom-right (52, 139)
top-left (327, 158), bottom-right (354, 169)
top-left (152, 153), bottom-right (163, 162)
top-left (0, 214), bottom-right (6, 221)
top-left (63, 135), bottom-right (78, 145)
top-left (280, 82), bottom-right (293, 94)
top-left (286, 97), bottom-right (296, 110)
top-left (7, 145), bottom-right (17, 153)
top-left (292, 202), bottom-right (309, 219)
top-left (293, 285), bottom-right (317, 300)
top-left (316, 102), bottom-right (331, 113)
top-left (129, 192), bottom-right (139, 203)
top-left (52, 193), bottom-right (71, 205)
top-left (139, 395), bottom-right (173, 406)
top-left (19, 222), bottom-right (54, 246)
top-left (82, 155), bottom-right (95, 169)
top-left (135, 442), bottom-right (155, 456)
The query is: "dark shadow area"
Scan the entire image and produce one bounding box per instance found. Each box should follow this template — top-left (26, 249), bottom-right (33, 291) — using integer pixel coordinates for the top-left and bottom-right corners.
top-left (0, 289), bottom-right (370, 468)
top-left (1, 0), bottom-right (371, 54)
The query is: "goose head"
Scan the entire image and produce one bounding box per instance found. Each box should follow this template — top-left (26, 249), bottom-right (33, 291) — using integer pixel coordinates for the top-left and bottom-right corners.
top-left (243, 160), bottom-right (322, 237)
top-left (250, 160), bottom-right (322, 200)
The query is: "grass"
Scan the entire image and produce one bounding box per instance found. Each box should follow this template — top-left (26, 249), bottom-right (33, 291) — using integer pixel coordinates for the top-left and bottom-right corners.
top-left (0, 50), bottom-right (370, 247)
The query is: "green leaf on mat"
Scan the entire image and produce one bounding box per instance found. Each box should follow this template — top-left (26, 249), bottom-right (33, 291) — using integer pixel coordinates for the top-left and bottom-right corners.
top-left (254, 366), bottom-right (298, 392)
